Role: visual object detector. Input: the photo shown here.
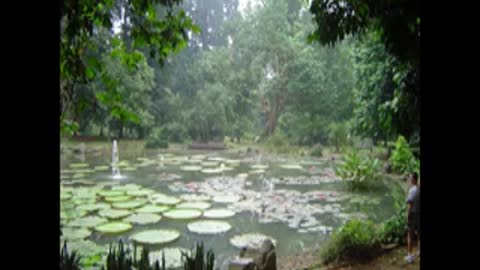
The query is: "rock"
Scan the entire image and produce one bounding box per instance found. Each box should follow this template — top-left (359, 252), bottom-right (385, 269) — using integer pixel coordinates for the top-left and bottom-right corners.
top-left (257, 239), bottom-right (276, 270)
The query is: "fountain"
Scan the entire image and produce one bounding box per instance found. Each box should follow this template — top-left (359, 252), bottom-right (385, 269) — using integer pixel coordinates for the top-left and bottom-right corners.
top-left (112, 140), bottom-right (123, 179)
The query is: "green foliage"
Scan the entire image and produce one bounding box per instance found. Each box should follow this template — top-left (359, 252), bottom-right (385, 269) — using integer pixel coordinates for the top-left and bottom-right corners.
top-left (145, 128), bottom-right (169, 149)
top-left (328, 122), bottom-right (349, 152)
top-left (381, 183), bottom-right (407, 245)
top-left (60, 241), bottom-right (82, 270)
top-left (320, 219), bottom-right (381, 265)
top-left (335, 151), bottom-right (380, 191)
top-left (389, 135), bottom-right (419, 174)
top-left (182, 242), bottom-right (215, 270)
top-left (310, 144), bottom-right (324, 157)
top-left (101, 240), bottom-right (165, 270)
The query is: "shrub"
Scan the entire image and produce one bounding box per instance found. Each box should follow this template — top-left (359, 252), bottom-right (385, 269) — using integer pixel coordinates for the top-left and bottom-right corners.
top-left (145, 128), bottom-right (169, 149)
top-left (328, 122), bottom-right (349, 152)
top-left (389, 135), bottom-right (419, 174)
top-left (310, 144), bottom-right (324, 157)
top-left (381, 182), bottom-right (407, 245)
top-left (320, 219), bottom-right (381, 265)
top-left (335, 151), bottom-right (380, 191)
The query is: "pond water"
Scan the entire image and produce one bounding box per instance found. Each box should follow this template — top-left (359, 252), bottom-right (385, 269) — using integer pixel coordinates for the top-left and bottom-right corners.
top-left (60, 143), bottom-right (398, 269)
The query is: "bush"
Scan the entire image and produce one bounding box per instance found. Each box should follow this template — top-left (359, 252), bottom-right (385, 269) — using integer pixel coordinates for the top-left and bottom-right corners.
top-left (328, 122), bottom-right (349, 152)
top-left (145, 128), bottom-right (169, 149)
top-left (310, 144), bottom-right (324, 157)
top-left (335, 151), bottom-right (380, 191)
top-left (320, 219), bottom-right (381, 265)
top-left (381, 182), bottom-right (407, 245)
top-left (389, 136), bottom-right (419, 175)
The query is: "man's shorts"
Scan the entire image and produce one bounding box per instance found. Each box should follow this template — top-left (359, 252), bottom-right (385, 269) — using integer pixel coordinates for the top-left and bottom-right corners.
top-left (407, 211), bottom-right (420, 236)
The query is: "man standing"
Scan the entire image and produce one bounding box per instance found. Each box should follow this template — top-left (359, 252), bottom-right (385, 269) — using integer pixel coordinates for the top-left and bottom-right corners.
top-left (405, 172), bottom-right (420, 263)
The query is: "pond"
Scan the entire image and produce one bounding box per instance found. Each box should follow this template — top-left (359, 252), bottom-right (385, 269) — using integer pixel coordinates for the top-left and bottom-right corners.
top-left (60, 143), bottom-right (398, 269)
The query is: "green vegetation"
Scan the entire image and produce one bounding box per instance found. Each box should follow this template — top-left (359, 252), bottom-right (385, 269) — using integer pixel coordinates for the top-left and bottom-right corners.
top-left (60, 241), bottom-right (81, 270)
top-left (320, 219), bottom-right (381, 265)
top-left (181, 242), bottom-right (215, 270)
top-left (335, 152), bottom-right (380, 191)
top-left (390, 136), bottom-right (420, 175)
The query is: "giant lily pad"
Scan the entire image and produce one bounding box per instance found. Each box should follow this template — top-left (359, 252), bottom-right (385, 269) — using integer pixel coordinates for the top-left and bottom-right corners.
top-left (230, 233), bottom-right (277, 249)
top-left (279, 164), bottom-right (303, 170)
top-left (237, 173), bottom-right (249, 179)
top-left (123, 213), bottom-right (162, 225)
top-left (180, 165), bottom-right (202, 171)
top-left (185, 159), bottom-right (202, 164)
top-left (208, 157), bottom-right (225, 162)
top-left (104, 195), bottom-right (132, 203)
top-left (98, 190), bottom-right (125, 197)
top-left (76, 203), bottom-right (111, 212)
top-left (200, 161), bottom-right (218, 167)
top-left (179, 194), bottom-right (211, 201)
top-left (163, 209), bottom-right (202, 220)
top-left (250, 170), bottom-right (265, 174)
top-left (201, 168), bottom-right (223, 174)
top-left (72, 173), bottom-right (87, 179)
top-left (73, 169), bottom-right (95, 174)
top-left (112, 199), bottom-right (147, 209)
top-left (251, 164), bottom-right (269, 169)
top-left (226, 159), bottom-right (241, 164)
top-left (70, 163), bottom-right (89, 169)
top-left (131, 229), bottom-right (180, 245)
top-left (99, 209), bottom-right (131, 219)
top-left (136, 205), bottom-right (170, 214)
top-left (62, 209), bottom-right (88, 220)
top-left (187, 220), bottom-right (232, 235)
top-left (150, 194), bottom-right (181, 205)
top-left (68, 216), bottom-right (108, 228)
top-left (149, 248), bottom-right (190, 268)
top-left (62, 227), bottom-right (92, 240)
top-left (176, 201), bottom-right (211, 210)
top-left (94, 165), bottom-right (110, 171)
top-left (95, 222), bottom-right (132, 234)
top-left (112, 184), bottom-right (141, 191)
top-left (127, 189), bottom-right (155, 197)
top-left (190, 155), bottom-right (206, 160)
top-left (203, 208), bottom-right (235, 219)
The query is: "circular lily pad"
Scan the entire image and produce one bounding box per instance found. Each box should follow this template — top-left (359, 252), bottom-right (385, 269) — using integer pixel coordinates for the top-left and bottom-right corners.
top-left (185, 159), bottom-right (202, 164)
top-left (251, 164), bottom-right (269, 169)
top-left (213, 195), bottom-right (243, 203)
top-left (279, 164), bottom-right (303, 170)
top-left (76, 203), bottom-right (111, 212)
top-left (99, 209), bottom-right (131, 219)
top-left (73, 169), bottom-right (95, 174)
top-left (136, 205), bottom-right (170, 214)
top-left (70, 163), bottom-right (89, 169)
top-left (62, 209), bottom-right (88, 220)
top-left (98, 190), bottom-right (125, 197)
top-left (190, 155), bottom-right (206, 160)
top-left (150, 194), bottom-right (181, 205)
top-left (250, 170), bottom-right (266, 174)
top-left (95, 222), bottom-right (132, 234)
top-left (123, 167), bottom-right (137, 171)
top-left (203, 208), bottom-right (236, 219)
top-left (131, 229), bottom-right (180, 245)
top-left (127, 189), bottom-right (155, 197)
top-left (112, 184), bottom-right (141, 191)
top-left (94, 165), bottom-right (110, 171)
top-left (104, 195), bottom-right (132, 202)
top-left (62, 227), bottom-right (91, 240)
top-left (180, 165), bottom-right (202, 171)
top-left (208, 157), bottom-right (225, 162)
top-left (226, 159), bottom-right (241, 164)
top-left (176, 201), bottom-right (211, 210)
top-left (163, 209), bottom-right (202, 220)
top-left (201, 168), bottom-right (223, 174)
top-left (112, 199), bottom-right (147, 209)
top-left (68, 216), bottom-right (108, 228)
top-left (187, 220), bottom-right (232, 235)
top-left (237, 173), bottom-right (249, 178)
top-left (230, 233), bottom-right (277, 249)
top-left (200, 161), bottom-right (218, 167)
top-left (179, 194), bottom-right (211, 201)
top-left (149, 248), bottom-right (190, 268)
top-left (72, 173), bottom-right (86, 179)
top-left (123, 213), bottom-right (162, 225)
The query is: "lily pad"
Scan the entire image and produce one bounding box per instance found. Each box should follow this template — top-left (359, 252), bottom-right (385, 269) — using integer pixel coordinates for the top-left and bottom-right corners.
top-left (226, 159), bottom-right (241, 164)
top-left (76, 203), bottom-right (111, 212)
top-left (237, 173), bottom-right (249, 178)
top-left (112, 184), bottom-right (142, 191)
top-left (70, 163), bottom-right (89, 169)
top-left (99, 209), bottom-right (131, 219)
top-left (185, 159), bottom-right (202, 164)
top-left (180, 165), bottom-right (202, 171)
top-left (123, 167), bottom-right (137, 171)
top-left (250, 170), bottom-right (265, 174)
top-left (187, 220), bottom-right (232, 234)
top-left (69, 216), bottom-right (108, 228)
top-left (179, 194), bottom-right (212, 201)
top-left (149, 248), bottom-right (190, 268)
top-left (73, 169), bottom-right (96, 174)
top-left (62, 227), bottom-right (92, 240)
top-left (163, 208), bottom-right (202, 220)
top-left (71, 180), bottom-right (96, 186)
top-left (72, 173), bottom-right (86, 179)
top-left (200, 161), bottom-right (218, 167)
top-left (203, 208), bottom-right (236, 219)
top-left (112, 199), bottom-right (147, 209)
top-left (95, 222), bottom-right (132, 234)
top-left (208, 157), bottom-right (225, 162)
top-left (62, 209), bottom-right (88, 220)
top-left (123, 213), bottom-right (162, 225)
top-left (98, 190), bottom-right (125, 197)
top-left (201, 168), bottom-right (223, 174)
top-left (104, 195), bottom-right (132, 202)
top-left (61, 193), bottom-right (72, 200)
top-left (230, 233), bottom-right (277, 249)
top-left (150, 194), bottom-right (181, 205)
top-left (131, 229), bottom-right (180, 245)
top-left (251, 164), bottom-right (269, 169)
top-left (94, 165), bottom-right (110, 171)
top-left (176, 201), bottom-right (211, 210)
top-left (279, 164), bottom-right (303, 170)
top-left (191, 155), bottom-right (206, 160)
top-left (136, 205), bottom-right (170, 214)
top-left (126, 189), bottom-right (155, 197)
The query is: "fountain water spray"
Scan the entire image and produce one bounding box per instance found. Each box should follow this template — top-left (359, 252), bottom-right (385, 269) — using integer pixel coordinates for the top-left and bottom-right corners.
top-left (112, 140), bottom-right (123, 179)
